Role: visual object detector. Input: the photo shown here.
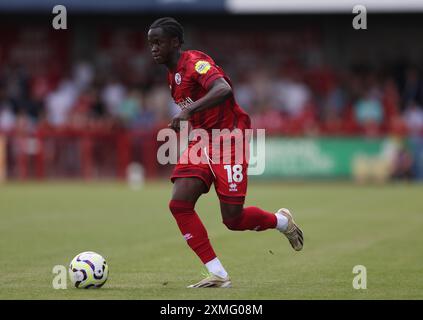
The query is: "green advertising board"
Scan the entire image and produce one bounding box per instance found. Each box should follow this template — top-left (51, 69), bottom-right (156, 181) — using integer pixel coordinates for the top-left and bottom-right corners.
top-left (252, 137), bottom-right (385, 178)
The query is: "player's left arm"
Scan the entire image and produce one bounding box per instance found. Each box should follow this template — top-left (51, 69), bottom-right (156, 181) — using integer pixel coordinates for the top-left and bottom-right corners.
top-left (169, 77), bottom-right (232, 132)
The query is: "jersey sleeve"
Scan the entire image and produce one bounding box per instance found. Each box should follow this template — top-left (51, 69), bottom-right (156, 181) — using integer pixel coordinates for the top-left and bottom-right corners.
top-left (189, 58), bottom-right (224, 90)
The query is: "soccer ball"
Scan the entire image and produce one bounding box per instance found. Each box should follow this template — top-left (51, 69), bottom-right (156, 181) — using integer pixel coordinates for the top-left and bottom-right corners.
top-left (69, 251), bottom-right (109, 289)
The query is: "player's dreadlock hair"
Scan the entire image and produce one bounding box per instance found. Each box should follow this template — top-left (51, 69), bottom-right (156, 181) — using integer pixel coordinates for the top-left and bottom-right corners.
top-left (149, 17), bottom-right (184, 45)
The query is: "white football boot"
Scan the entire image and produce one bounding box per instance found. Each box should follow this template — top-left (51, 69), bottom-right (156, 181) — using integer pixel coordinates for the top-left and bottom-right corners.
top-left (276, 208), bottom-right (304, 251)
top-left (187, 274), bottom-right (232, 288)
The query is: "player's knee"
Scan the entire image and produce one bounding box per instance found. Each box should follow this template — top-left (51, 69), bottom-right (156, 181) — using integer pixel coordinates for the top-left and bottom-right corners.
top-left (220, 202), bottom-right (243, 218)
top-left (169, 199), bottom-right (195, 215)
top-left (222, 214), bottom-right (243, 230)
top-left (221, 202), bottom-right (244, 230)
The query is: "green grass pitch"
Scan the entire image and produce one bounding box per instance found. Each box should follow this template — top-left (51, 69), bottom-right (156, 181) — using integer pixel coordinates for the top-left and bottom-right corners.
top-left (0, 181), bottom-right (422, 299)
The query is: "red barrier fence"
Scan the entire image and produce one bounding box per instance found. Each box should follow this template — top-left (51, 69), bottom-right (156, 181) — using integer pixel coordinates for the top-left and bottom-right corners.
top-left (1, 128), bottom-right (162, 180)
top-left (2, 126), bottom-right (417, 181)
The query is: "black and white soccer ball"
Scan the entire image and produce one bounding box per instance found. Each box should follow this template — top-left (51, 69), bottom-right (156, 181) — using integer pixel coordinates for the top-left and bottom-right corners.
top-left (69, 251), bottom-right (109, 289)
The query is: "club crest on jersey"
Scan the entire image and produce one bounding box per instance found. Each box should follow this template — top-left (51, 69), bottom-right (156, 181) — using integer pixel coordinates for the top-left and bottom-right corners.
top-left (194, 60), bottom-right (211, 74)
top-left (175, 73), bottom-right (181, 85)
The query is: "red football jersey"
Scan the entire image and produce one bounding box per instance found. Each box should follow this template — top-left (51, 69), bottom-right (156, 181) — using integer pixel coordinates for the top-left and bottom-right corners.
top-left (167, 50), bottom-right (251, 132)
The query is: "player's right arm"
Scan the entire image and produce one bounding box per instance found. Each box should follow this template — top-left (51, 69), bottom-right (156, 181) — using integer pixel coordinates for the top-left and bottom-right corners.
top-left (168, 77), bottom-right (232, 132)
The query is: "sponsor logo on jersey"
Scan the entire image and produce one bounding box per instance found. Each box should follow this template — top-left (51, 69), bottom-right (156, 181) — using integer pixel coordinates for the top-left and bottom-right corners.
top-left (176, 97), bottom-right (194, 110)
top-left (194, 60), bottom-right (211, 74)
top-left (175, 73), bottom-right (181, 85)
top-left (229, 183), bottom-right (238, 192)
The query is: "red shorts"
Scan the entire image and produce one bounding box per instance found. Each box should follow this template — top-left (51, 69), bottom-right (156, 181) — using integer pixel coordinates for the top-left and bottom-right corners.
top-left (171, 139), bottom-right (249, 205)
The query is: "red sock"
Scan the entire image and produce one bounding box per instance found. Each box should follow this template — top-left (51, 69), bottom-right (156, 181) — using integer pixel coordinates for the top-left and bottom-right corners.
top-left (223, 206), bottom-right (277, 231)
top-left (169, 200), bottom-right (217, 264)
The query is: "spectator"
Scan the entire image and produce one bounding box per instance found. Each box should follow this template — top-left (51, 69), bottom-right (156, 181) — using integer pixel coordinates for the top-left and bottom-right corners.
top-left (382, 77), bottom-right (400, 123)
top-left (402, 67), bottom-right (423, 107)
top-left (234, 78), bottom-right (254, 113)
top-left (403, 100), bottom-right (423, 136)
top-left (0, 87), bottom-right (16, 132)
top-left (354, 88), bottom-right (384, 136)
top-left (101, 76), bottom-right (126, 117)
top-left (118, 88), bottom-right (142, 125)
top-left (392, 143), bottom-right (414, 180)
top-left (73, 61), bottom-right (95, 92)
top-left (44, 79), bottom-right (78, 127)
top-left (130, 104), bottom-right (157, 130)
top-left (251, 101), bottom-right (284, 134)
top-left (144, 85), bottom-right (172, 123)
top-left (320, 85), bottom-right (347, 133)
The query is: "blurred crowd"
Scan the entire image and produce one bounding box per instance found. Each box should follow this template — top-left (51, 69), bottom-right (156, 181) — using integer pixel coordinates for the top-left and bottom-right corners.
top-left (1, 25), bottom-right (423, 181)
top-left (1, 30), bottom-right (423, 139)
